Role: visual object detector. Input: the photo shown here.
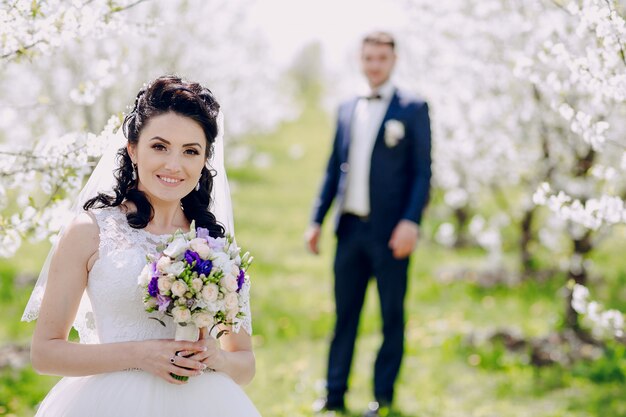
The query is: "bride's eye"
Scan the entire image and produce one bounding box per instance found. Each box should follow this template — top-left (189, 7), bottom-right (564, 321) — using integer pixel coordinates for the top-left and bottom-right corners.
top-left (184, 148), bottom-right (200, 156)
top-left (152, 144), bottom-right (167, 151)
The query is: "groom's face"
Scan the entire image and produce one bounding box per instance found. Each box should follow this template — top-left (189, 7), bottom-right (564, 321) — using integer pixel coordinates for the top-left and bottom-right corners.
top-left (361, 43), bottom-right (396, 88)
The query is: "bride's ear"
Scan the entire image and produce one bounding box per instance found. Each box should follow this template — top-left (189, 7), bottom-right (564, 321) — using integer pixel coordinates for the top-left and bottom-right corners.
top-left (127, 143), bottom-right (136, 164)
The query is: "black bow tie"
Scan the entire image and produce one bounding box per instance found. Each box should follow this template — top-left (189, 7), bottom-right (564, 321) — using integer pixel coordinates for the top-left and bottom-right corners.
top-left (362, 94), bottom-right (382, 101)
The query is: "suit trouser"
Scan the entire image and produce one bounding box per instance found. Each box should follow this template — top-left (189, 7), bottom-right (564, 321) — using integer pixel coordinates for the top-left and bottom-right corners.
top-left (326, 214), bottom-right (409, 405)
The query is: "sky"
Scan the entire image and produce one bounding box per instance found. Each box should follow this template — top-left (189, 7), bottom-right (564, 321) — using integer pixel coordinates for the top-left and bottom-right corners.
top-left (248, 0), bottom-right (410, 70)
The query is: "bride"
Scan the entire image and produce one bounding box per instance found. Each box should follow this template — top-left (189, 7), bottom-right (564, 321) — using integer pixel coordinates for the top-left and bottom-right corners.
top-left (21, 75), bottom-right (261, 416)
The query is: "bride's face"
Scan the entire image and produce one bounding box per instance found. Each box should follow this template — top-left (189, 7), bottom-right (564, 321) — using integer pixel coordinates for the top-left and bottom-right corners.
top-left (128, 111), bottom-right (207, 204)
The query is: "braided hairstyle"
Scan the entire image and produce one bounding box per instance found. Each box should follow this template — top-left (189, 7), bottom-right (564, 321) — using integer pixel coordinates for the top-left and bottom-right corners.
top-left (84, 75), bottom-right (225, 238)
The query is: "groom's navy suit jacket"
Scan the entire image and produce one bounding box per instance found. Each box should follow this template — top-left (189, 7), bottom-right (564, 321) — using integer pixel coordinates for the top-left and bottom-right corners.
top-left (312, 88), bottom-right (432, 241)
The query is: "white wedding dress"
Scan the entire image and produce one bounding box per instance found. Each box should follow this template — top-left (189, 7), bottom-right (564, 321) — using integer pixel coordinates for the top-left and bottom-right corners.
top-left (33, 206), bottom-right (261, 417)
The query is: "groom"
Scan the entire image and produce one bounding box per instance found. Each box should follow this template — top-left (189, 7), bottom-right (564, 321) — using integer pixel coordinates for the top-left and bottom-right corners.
top-left (305, 31), bottom-right (432, 416)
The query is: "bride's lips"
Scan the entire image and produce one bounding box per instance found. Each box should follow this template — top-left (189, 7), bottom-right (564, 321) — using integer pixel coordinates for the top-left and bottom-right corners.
top-left (156, 174), bottom-right (184, 187)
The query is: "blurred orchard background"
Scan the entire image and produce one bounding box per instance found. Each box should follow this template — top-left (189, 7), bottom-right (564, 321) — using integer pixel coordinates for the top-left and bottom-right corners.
top-left (1, 0), bottom-right (626, 416)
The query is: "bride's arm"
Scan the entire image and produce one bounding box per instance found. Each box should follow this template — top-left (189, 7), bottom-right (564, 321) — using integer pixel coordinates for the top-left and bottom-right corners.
top-left (30, 212), bottom-right (206, 384)
top-left (196, 327), bottom-right (256, 386)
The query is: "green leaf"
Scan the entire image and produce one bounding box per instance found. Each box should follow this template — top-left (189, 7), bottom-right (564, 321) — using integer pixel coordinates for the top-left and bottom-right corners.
top-left (148, 317), bottom-right (166, 327)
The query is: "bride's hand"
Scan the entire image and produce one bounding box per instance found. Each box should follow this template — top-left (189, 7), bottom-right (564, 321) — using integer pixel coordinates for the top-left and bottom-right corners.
top-left (178, 327), bottom-right (224, 371)
top-left (138, 339), bottom-right (208, 384)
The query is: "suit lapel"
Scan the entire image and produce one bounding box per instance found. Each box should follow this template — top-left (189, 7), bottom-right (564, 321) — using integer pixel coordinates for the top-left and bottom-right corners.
top-left (340, 98), bottom-right (359, 161)
top-left (373, 88), bottom-right (400, 149)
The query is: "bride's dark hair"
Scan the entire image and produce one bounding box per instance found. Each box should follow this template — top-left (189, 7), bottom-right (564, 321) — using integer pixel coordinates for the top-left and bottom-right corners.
top-left (84, 75), bottom-right (225, 238)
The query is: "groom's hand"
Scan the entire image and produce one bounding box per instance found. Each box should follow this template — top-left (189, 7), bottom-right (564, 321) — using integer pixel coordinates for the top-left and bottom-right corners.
top-left (304, 223), bottom-right (322, 254)
top-left (388, 220), bottom-right (419, 259)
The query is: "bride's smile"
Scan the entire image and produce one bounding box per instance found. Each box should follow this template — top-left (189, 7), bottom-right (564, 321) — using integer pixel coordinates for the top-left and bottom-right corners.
top-left (156, 175), bottom-right (183, 185)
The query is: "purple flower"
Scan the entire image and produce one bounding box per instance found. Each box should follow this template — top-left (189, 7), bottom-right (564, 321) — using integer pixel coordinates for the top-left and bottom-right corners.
top-left (148, 277), bottom-right (159, 297)
top-left (184, 249), bottom-right (212, 275)
top-left (156, 294), bottom-right (171, 312)
top-left (151, 261), bottom-right (158, 278)
top-left (237, 268), bottom-right (245, 292)
top-left (207, 237), bottom-right (225, 250)
top-left (196, 227), bottom-right (210, 240)
top-left (184, 250), bottom-right (201, 266)
top-left (197, 259), bottom-right (213, 276)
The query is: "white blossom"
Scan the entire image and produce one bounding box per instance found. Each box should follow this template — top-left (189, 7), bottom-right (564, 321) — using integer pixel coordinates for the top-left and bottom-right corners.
top-left (573, 284), bottom-right (625, 340)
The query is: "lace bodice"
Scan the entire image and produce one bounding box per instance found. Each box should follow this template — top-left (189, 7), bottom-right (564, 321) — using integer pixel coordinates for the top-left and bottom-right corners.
top-left (82, 206), bottom-right (252, 344)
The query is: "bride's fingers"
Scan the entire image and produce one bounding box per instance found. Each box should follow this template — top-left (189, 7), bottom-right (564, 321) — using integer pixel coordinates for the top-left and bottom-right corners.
top-left (168, 363), bottom-right (203, 377)
top-left (171, 355), bottom-right (206, 371)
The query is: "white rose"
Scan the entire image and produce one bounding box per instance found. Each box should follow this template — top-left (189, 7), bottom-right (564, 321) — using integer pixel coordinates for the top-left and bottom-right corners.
top-left (138, 264), bottom-right (152, 286)
top-left (384, 119), bottom-right (405, 148)
top-left (171, 280), bottom-right (189, 298)
top-left (163, 236), bottom-right (188, 258)
top-left (191, 278), bottom-right (203, 292)
top-left (220, 275), bottom-right (239, 293)
top-left (226, 308), bottom-right (238, 321)
top-left (156, 256), bottom-right (172, 273)
top-left (201, 283), bottom-right (219, 302)
top-left (192, 312), bottom-right (215, 328)
top-left (189, 238), bottom-right (212, 260)
top-left (164, 261), bottom-right (185, 276)
top-left (224, 292), bottom-right (239, 310)
top-left (172, 306), bottom-right (191, 323)
top-left (158, 275), bottom-right (175, 294)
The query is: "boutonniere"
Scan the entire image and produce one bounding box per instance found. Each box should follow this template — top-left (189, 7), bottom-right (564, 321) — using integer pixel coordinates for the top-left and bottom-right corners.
top-left (384, 119), bottom-right (405, 148)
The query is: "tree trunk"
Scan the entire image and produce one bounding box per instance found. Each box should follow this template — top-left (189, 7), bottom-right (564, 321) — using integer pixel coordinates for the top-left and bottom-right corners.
top-left (453, 206), bottom-right (470, 248)
top-left (520, 205), bottom-right (536, 277)
top-left (565, 231), bottom-right (593, 331)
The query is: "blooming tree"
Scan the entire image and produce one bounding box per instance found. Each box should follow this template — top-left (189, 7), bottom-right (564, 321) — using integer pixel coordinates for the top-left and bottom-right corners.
top-left (1, 0), bottom-right (147, 61)
top-left (401, 0), bottom-right (626, 336)
top-left (399, 0), bottom-right (551, 267)
top-left (525, 0), bottom-right (626, 333)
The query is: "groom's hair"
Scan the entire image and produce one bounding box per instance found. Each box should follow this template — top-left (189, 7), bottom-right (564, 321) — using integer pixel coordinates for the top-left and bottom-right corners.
top-left (362, 31), bottom-right (395, 51)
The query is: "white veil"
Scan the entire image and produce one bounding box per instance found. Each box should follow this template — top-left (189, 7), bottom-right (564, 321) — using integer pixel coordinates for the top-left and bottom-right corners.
top-left (21, 111), bottom-right (233, 344)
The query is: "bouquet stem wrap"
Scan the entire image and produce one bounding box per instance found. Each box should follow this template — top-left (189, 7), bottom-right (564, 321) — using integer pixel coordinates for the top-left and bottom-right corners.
top-left (171, 323), bottom-right (200, 381)
top-left (175, 323), bottom-right (200, 342)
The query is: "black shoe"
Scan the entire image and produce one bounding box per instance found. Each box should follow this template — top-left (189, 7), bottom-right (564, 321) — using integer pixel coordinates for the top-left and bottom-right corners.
top-left (363, 401), bottom-right (392, 417)
top-left (312, 397), bottom-right (346, 414)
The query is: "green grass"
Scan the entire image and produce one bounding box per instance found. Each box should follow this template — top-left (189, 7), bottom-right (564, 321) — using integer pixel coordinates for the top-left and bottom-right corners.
top-left (2, 98), bottom-right (626, 417)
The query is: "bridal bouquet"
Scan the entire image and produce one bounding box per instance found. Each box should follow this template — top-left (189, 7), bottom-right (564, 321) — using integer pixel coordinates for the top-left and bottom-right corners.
top-left (138, 221), bottom-right (252, 342)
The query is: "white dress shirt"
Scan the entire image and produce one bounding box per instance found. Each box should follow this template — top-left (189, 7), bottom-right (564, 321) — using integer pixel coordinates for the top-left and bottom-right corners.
top-left (342, 80), bottom-right (395, 217)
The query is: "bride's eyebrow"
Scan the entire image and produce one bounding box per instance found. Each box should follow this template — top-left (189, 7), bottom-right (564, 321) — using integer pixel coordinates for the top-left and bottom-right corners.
top-left (149, 136), bottom-right (202, 148)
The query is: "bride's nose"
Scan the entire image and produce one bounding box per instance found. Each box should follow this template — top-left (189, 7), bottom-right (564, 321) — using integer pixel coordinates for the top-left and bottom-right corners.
top-left (163, 153), bottom-right (183, 172)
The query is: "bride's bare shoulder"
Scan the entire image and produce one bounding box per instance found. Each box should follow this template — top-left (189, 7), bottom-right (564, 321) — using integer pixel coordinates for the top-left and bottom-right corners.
top-left (66, 211), bottom-right (100, 235)
top-left (56, 211), bottom-right (100, 266)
